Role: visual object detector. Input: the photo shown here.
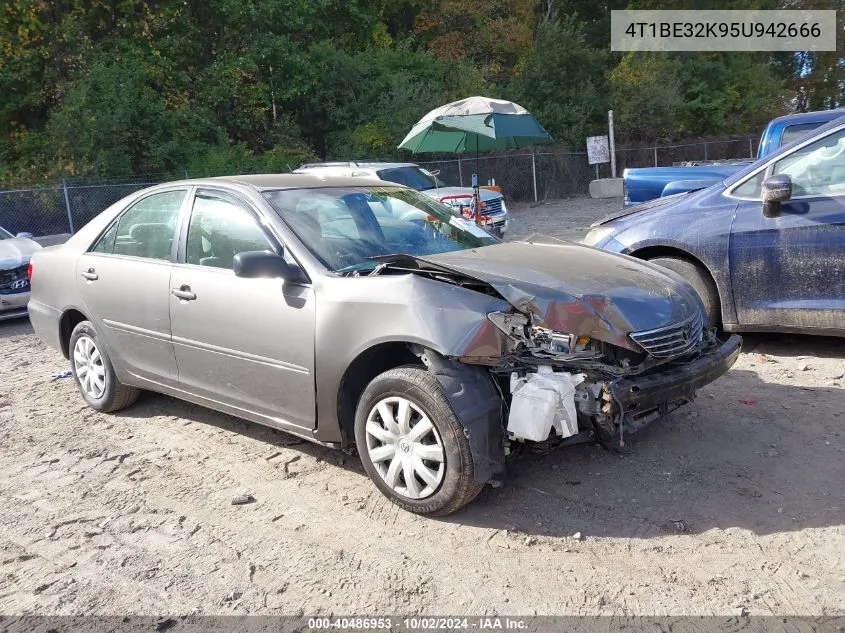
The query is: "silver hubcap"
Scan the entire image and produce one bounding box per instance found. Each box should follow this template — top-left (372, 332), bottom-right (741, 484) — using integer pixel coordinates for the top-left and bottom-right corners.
top-left (365, 396), bottom-right (445, 500)
top-left (72, 335), bottom-right (106, 399)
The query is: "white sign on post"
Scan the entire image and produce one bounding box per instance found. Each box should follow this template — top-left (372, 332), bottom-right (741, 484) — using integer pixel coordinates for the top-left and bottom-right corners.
top-left (586, 135), bottom-right (610, 165)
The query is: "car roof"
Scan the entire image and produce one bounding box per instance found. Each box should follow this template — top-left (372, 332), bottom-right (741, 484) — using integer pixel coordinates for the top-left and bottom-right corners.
top-left (178, 173), bottom-right (399, 190)
top-left (297, 162), bottom-right (420, 170)
top-left (766, 109), bottom-right (845, 127)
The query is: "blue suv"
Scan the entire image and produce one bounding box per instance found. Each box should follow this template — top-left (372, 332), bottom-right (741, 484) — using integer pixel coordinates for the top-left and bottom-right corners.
top-left (584, 115), bottom-right (845, 336)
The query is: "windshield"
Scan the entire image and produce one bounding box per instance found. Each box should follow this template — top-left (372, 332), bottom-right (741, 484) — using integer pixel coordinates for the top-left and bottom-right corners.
top-left (262, 186), bottom-right (498, 274)
top-left (0, 226), bottom-right (12, 240)
top-left (375, 167), bottom-right (444, 191)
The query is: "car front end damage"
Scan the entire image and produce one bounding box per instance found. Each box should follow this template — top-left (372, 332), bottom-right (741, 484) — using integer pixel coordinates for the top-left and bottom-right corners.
top-left (370, 243), bottom-right (742, 484)
top-left (483, 309), bottom-right (742, 448)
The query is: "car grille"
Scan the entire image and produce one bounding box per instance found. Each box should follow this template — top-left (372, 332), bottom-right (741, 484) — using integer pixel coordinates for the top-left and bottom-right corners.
top-left (484, 198), bottom-right (504, 216)
top-left (0, 264), bottom-right (29, 293)
top-left (629, 311), bottom-right (704, 358)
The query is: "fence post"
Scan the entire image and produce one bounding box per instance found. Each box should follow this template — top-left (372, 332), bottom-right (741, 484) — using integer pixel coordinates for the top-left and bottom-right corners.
top-left (653, 147), bottom-right (658, 167)
top-left (608, 110), bottom-right (617, 178)
top-left (703, 142), bottom-right (708, 161)
top-left (458, 158), bottom-right (463, 187)
top-left (531, 152), bottom-right (538, 203)
top-left (62, 179), bottom-right (75, 234)
top-left (748, 138), bottom-right (753, 158)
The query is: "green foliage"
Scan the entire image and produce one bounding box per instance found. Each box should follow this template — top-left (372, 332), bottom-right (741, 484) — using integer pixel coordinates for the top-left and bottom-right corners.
top-left (0, 0), bottom-right (841, 184)
top-left (673, 53), bottom-right (785, 138)
top-left (508, 17), bottom-right (608, 147)
top-left (610, 53), bottom-right (684, 143)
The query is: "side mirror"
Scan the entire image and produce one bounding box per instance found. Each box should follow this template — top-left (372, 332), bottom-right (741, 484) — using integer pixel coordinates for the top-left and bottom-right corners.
top-left (761, 175), bottom-right (792, 218)
top-left (233, 250), bottom-right (305, 282)
top-left (16, 232), bottom-right (34, 239)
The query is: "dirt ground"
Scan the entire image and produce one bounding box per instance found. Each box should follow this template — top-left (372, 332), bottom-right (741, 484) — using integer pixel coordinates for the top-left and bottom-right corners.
top-left (1, 197), bottom-right (843, 616)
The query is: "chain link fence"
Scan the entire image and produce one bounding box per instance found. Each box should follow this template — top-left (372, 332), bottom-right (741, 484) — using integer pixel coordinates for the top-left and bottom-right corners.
top-left (0, 137), bottom-right (758, 237)
top-left (0, 178), bottom-right (162, 237)
top-left (417, 136), bottom-right (759, 200)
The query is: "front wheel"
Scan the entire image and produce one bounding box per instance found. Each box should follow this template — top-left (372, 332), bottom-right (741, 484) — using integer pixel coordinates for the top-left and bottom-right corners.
top-left (69, 321), bottom-right (140, 413)
top-left (354, 367), bottom-right (483, 516)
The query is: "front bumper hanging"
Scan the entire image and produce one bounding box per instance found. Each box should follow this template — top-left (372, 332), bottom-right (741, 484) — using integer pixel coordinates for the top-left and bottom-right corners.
top-left (612, 334), bottom-right (742, 434)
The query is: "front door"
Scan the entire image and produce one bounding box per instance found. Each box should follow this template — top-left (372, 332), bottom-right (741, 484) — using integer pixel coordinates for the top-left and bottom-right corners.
top-left (76, 189), bottom-right (187, 384)
top-left (169, 189), bottom-right (316, 431)
top-left (729, 125), bottom-right (845, 330)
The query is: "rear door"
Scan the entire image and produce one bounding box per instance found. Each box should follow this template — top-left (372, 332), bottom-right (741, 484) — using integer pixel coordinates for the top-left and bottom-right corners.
top-left (729, 125), bottom-right (845, 330)
top-left (169, 188), bottom-right (316, 431)
top-left (76, 189), bottom-right (188, 384)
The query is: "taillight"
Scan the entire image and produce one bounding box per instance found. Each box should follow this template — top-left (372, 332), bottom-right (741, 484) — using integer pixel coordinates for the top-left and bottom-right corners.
top-left (27, 262), bottom-right (33, 282)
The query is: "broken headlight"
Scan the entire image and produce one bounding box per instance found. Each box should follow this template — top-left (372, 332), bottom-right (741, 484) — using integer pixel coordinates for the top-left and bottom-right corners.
top-left (488, 311), bottom-right (590, 356)
top-left (488, 311), bottom-right (530, 344)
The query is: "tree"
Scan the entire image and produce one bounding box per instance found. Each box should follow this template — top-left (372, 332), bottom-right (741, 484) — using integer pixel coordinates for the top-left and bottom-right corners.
top-left (610, 53), bottom-right (684, 143)
top-left (508, 16), bottom-right (608, 147)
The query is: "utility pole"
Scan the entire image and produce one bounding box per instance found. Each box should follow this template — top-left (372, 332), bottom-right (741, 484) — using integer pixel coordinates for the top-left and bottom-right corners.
top-left (608, 110), bottom-right (617, 179)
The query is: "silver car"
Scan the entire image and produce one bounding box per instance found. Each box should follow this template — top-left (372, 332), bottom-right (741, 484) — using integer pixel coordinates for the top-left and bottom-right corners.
top-left (0, 226), bottom-right (41, 320)
top-left (295, 162), bottom-right (510, 235)
top-left (28, 175), bottom-right (741, 515)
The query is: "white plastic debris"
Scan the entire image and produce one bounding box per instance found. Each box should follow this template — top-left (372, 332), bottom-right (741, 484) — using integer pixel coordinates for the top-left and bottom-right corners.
top-left (507, 366), bottom-right (585, 442)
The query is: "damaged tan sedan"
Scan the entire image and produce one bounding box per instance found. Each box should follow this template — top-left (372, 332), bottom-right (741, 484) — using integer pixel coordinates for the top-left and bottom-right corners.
top-left (28, 175), bottom-right (741, 515)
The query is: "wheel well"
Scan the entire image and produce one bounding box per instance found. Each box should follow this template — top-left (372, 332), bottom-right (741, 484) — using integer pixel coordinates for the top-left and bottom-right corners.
top-left (336, 342), bottom-right (422, 445)
top-left (630, 245), bottom-right (723, 318)
top-left (59, 309), bottom-right (88, 359)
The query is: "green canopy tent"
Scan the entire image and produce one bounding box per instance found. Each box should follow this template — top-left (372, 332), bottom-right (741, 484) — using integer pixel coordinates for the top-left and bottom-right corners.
top-left (398, 96), bottom-right (553, 224)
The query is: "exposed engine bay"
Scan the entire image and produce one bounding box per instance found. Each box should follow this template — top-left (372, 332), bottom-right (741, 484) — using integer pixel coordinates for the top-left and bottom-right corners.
top-left (375, 250), bottom-right (742, 455)
top-left (484, 309), bottom-right (728, 448)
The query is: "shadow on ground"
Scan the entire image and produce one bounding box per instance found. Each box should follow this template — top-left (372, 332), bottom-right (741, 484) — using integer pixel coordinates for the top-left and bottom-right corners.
top-left (0, 317), bottom-right (34, 340)
top-left (455, 353), bottom-right (844, 539)
top-left (7, 313), bottom-right (844, 541)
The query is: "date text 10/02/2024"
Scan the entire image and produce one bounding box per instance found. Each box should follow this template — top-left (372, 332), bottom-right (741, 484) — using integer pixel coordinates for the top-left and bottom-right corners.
top-left (307, 617), bottom-right (529, 630)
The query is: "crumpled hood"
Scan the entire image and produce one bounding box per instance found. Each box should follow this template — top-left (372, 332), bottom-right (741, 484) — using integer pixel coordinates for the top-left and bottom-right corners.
top-left (0, 238), bottom-right (40, 269)
top-left (422, 187), bottom-right (502, 203)
top-left (421, 237), bottom-right (703, 350)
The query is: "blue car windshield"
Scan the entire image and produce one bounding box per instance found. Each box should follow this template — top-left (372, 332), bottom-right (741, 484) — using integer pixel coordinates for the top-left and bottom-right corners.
top-left (262, 186), bottom-right (498, 274)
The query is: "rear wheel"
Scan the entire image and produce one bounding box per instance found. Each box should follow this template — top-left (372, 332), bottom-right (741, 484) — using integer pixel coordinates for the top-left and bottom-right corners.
top-left (69, 321), bottom-right (139, 412)
top-left (649, 256), bottom-right (720, 328)
top-left (354, 367), bottom-right (483, 516)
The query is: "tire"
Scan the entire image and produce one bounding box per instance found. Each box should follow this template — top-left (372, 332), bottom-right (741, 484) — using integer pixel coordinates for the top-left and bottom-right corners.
top-left (69, 320), bottom-right (140, 413)
top-left (649, 256), bottom-right (720, 328)
top-left (354, 367), bottom-right (484, 516)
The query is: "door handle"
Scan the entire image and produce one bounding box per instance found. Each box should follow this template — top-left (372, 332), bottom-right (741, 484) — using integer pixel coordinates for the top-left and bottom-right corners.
top-left (171, 285), bottom-right (197, 301)
top-left (80, 269), bottom-right (98, 281)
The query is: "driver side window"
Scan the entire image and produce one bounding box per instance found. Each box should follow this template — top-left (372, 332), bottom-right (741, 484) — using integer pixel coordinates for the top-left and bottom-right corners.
top-left (186, 194), bottom-right (274, 270)
top-left (772, 127), bottom-right (845, 198)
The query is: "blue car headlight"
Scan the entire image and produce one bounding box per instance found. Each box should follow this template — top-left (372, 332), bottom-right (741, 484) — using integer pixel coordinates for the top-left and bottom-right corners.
top-left (582, 226), bottom-right (616, 247)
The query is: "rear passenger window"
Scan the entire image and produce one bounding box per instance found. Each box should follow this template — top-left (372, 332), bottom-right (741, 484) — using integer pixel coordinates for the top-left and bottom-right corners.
top-left (91, 190), bottom-right (185, 260)
top-left (780, 122), bottom-right (822, 147)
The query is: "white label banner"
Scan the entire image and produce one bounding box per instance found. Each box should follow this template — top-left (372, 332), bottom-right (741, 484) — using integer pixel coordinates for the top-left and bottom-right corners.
top-left (611, 10), bottom-right (836, 52)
